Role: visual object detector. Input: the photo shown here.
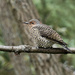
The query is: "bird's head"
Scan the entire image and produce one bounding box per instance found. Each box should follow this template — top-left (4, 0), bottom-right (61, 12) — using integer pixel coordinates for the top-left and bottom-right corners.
top-left (23, 19), bottom-right (41, 27)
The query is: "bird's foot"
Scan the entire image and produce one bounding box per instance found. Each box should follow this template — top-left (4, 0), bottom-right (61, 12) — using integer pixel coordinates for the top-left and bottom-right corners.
top-left (39, 47), bottom-right (53, 49)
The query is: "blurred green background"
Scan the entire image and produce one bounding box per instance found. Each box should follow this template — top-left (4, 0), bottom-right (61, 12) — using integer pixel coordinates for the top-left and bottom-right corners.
top-left (0, 0), bottom-right (75, 75)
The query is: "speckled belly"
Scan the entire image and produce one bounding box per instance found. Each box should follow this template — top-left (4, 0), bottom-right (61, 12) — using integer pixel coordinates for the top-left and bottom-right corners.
top-left (37, 36), bottom-right (55, 48)
top-left (31, 28), bottom-right (55, 48)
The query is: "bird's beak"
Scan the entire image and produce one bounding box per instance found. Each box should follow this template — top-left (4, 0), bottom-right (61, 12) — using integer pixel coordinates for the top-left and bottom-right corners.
top-left (23, 22), bottom-right (29, 24)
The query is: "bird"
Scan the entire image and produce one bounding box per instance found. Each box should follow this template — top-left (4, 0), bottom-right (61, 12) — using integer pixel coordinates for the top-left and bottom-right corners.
top-left (24, 19), bottom-right (71, 52)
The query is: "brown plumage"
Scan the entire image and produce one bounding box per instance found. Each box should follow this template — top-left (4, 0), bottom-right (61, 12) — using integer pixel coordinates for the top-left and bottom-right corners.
top-left (24, 19), bottom-right (71, 52)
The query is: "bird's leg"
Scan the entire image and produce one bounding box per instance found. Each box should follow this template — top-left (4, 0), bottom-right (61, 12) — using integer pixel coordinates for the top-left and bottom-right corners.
top-left (39, 47), bottom-right (53, 49)
top-left (45, 47), bottom-right (53, 49)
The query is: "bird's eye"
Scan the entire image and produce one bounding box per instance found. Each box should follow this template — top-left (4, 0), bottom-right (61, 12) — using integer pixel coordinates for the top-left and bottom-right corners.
top-left (31, 22), bottom-right (34, 24)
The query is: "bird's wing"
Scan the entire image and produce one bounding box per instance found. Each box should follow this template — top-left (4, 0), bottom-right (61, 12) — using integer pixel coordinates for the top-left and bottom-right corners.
top-left (33, 24), bottom-right (67, 45)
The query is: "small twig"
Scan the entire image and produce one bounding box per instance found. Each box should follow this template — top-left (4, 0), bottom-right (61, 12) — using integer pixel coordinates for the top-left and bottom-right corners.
top-left (0, 45), bottom-right (74, 54)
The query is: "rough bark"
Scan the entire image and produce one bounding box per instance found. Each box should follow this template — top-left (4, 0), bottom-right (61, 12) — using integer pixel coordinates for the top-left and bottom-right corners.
top-left (0, 0), bottom-right (39, 75)
top-left (0, 0), bottom-right (73, 75)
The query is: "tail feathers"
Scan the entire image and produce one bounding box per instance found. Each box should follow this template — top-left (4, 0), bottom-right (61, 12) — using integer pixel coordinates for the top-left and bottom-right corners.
top-left (62, 45), bottom-right (72, 53)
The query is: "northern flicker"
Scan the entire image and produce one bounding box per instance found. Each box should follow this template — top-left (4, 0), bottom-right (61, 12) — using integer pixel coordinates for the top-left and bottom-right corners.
top-left (24, 19), bottom-right (71, 52)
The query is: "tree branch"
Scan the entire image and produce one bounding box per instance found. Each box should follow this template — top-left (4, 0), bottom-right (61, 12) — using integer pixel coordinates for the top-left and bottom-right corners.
top-left (0, 45), bottom-right (74, 54)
